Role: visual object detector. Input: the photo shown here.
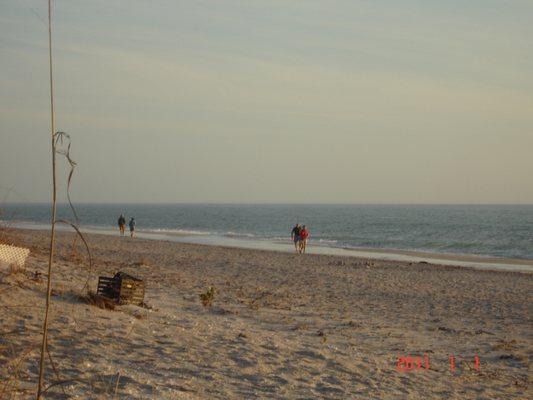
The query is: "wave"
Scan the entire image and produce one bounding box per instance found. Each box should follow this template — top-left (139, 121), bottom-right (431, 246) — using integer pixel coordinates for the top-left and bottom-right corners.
top-left (2, 203), bottom-right (532, 261)
top-left (223, 231), bottom-right (256, 238)
top-left (143, 228), bottom-right (211, 236)
top-left (314, 238), bottom-right (339, 245)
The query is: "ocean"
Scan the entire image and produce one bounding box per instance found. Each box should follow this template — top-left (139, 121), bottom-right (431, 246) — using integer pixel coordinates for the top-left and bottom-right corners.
top-left (1, 203), bottom-right (532, 262)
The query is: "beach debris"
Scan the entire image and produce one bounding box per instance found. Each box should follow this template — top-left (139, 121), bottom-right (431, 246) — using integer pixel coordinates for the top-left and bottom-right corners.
top-left (33, 270), bottom-right (43, 281)
top-left (437, 326), bottom-right (457, 334)
top-left (496, 353), bottom-right (527, 366)
top-left (0, 243), bottom-right (30, 269)
top-left (199, 286), bottom-right (215, 307)
top-left (317, 330), bottom-right (327, 342)
top-left (97, 272), bottom-right (146, 306)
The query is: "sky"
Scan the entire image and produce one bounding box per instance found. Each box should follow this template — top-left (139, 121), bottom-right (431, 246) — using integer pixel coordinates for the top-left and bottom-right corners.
top-left (0, 0), bottom-right (532, 204)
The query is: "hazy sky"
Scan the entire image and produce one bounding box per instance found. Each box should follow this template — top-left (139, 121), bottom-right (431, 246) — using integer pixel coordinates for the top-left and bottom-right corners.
top-left (1, 0), bottom-right (532, 203)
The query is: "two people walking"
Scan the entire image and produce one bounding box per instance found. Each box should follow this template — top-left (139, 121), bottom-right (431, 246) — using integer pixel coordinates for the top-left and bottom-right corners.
top-left (291, 223), bottom-right (309, 254)
top-left (118, 214), bottom-right (135, 237)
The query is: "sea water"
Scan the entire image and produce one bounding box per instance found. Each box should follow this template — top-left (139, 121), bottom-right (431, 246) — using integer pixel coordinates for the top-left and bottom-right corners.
top-left (2, 204), bottom-right (532, 261)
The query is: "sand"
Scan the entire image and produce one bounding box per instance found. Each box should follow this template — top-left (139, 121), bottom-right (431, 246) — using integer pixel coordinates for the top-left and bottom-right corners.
top-left (0, 227), bottom-right (531, 399)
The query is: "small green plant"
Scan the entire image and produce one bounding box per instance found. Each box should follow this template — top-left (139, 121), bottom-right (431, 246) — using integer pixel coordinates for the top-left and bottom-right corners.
top-left (199, 286), bottom-right (215, 307)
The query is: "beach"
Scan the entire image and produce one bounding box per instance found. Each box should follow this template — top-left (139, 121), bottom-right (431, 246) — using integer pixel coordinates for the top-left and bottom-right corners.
top-left (0, 227), bottom-right (531, 399)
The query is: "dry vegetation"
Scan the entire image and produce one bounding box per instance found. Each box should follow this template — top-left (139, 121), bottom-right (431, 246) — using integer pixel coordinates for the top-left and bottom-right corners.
top-left (199, 286), bottom-right (216, 307)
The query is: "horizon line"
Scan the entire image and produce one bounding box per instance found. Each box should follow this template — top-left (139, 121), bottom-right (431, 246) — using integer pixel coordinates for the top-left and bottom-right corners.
top-left (2, 202), bottom-right (533, 206)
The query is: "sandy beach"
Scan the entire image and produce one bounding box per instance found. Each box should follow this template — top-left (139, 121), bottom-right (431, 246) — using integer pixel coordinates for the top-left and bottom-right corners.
top-left (0, 227), bottom-right (531, 399)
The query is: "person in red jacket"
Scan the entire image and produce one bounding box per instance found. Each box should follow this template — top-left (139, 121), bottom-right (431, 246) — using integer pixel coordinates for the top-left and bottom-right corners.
top-left (299, 225), bottom-right (309, 253)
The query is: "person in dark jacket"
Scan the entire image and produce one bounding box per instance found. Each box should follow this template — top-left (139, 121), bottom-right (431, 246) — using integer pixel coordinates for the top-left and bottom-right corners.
top-left (129, 217), bottom-right (136, 238)
top-left (117, 214), bottom-right (126, 236)
top-left (291, 223), bottom-right (301, 253)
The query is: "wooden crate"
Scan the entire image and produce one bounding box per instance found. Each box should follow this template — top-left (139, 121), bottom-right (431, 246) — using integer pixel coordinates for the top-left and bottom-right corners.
top-left (97, 272), bottom-right (145, 306)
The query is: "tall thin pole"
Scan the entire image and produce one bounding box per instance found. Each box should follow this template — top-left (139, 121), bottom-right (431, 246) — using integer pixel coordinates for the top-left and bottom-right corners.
top-left (37, 0), bottom-right (57, 397)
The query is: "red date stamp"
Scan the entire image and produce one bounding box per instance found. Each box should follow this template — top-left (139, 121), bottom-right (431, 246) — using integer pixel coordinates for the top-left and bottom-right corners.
top-left (396, 354), bottom-right (480, 372)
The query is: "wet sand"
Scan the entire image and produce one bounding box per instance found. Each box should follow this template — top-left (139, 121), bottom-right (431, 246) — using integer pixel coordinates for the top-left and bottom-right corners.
top-left (0, 227), bottom-right (531, 399)
top-left (7, 221), bottom-right (533, 272)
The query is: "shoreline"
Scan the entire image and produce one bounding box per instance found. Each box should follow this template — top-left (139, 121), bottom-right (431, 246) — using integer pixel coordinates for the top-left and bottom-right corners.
top-left (3, 222), bottom-right (532, 273)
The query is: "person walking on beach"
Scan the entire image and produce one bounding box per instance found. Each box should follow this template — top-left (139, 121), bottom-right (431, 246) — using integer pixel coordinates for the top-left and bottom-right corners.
top-left (129, 217), bottom-right (136, 238)
top-left (117, 214), bottom-right (126, 236)
top-left (299, 225), bottom-right (309, 253)
top-left (291, 223), bottom-right (301, 253)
